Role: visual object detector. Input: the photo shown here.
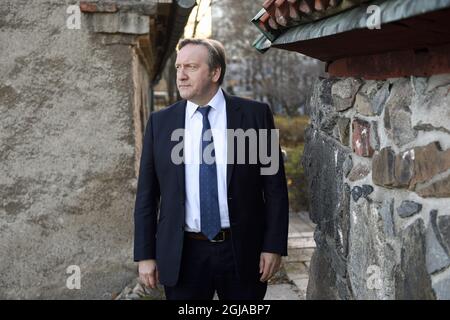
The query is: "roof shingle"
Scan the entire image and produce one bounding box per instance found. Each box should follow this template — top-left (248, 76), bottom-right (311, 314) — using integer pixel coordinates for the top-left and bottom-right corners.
top-left (254, 0), bottom-right (371, 35)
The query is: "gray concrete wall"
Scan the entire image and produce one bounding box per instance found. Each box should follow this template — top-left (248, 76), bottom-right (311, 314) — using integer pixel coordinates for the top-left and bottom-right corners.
top-left (304, 75), bottom-right (450, 299)
top-left (0, 1), bottom-right (140, 299)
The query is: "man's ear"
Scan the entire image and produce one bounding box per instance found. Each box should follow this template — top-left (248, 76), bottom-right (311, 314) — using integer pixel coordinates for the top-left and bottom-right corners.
top-left (211, 67), bottom-right (221, 83)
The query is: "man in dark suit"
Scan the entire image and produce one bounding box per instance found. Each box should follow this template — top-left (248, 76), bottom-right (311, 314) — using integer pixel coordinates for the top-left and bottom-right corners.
top-left (134, 38), bottom-right (289, 300)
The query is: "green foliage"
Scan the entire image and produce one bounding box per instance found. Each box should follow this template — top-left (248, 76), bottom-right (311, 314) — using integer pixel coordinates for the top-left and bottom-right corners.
top-left (275, 115), bottom-right (310, 212)
top-left (274, 115), bottom-right (309, 147)
top-left (284, 144), bottom-right (309, 212)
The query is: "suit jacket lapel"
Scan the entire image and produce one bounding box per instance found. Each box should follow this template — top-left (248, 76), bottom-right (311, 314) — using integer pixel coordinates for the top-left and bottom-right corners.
top-left (223, 90), bottom-right (242, 190)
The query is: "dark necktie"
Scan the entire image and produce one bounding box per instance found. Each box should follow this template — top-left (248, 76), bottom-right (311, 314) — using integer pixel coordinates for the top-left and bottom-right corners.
top-left (197, 106), bottom-right (221, 240)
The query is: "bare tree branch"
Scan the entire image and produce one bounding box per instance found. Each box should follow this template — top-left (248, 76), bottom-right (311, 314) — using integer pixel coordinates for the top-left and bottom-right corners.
top-left (211, 0), bottom-right (324, 115)
top-left (191, 0), bottom-right (203, 38)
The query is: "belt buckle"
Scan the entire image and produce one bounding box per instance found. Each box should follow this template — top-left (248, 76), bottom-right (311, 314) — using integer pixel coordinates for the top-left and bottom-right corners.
top-left (210, 230), bottom-right (225, 243)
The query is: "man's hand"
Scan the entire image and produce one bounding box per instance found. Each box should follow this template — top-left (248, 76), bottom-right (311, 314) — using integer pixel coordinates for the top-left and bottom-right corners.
top-left (138, 259), bottom-right (159, 289)
top-left (259, 252), bottom-right (282, 282)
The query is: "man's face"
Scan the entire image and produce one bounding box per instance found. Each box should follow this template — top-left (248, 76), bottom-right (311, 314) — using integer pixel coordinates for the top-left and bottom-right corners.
top-left (175, 44), bottom-right (220, 105)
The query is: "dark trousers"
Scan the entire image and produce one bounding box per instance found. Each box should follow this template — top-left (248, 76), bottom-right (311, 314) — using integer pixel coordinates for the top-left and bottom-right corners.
top-left (164, 233), bottom-right (267, 300)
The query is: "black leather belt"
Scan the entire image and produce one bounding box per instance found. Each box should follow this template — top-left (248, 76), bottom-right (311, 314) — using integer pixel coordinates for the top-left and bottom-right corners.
top-left (185, 229), bottom-right (231, 242)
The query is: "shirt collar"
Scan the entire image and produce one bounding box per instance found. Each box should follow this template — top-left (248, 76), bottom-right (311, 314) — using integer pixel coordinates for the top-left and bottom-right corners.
top-left (186, 88), bottom-right (224, 119)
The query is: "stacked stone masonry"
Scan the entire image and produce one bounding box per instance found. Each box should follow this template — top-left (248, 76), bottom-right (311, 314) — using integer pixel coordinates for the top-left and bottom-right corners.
top-left (303, 74), bottom-right (450, 299)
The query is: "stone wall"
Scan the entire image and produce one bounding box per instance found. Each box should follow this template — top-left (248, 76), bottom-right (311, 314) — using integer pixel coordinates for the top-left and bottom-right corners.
top-left (0, 1), bottom-right (148, 298)
top-left (303, 74), bottom-right (450, 299)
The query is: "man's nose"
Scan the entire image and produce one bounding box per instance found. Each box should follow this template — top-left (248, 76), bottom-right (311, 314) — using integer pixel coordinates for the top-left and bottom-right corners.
top-left (177, 68), bottom-right (188, 80)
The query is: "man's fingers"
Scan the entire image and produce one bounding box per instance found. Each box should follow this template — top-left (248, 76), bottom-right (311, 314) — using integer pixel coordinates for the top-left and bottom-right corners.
top-left (139, 272), bottom-right (155, 288)
top-left (139, 273), bottom-right (149, 287)
top-left (260, 261), bottom-right (271, 282)
top-left (270, 261), bottom-right (278, 276)
top-left (261, 261), bottom-right (279, 282)
top-left (260, 253), bottom-right (282, 282)
top-left (148, 272), bottom-right (157, 289)
top-left (260, 269), bottom-right (269, 282)
top-left (267, 264), bottom-right (274, 280)
top-left (138, 260), bottom-right (158, 288)
top-left (265, 264), bottom-right (274, 282)
top-left (269, 262), bottom-right (277, 279)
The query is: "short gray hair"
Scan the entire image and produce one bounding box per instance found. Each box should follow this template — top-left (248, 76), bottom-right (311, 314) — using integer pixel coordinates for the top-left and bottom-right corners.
top-left (177, 38), bottom-right (226, 85)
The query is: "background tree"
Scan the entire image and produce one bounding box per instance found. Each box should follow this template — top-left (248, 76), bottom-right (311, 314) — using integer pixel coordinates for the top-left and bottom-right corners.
top-left (212, 0), bottom-right (324, 116)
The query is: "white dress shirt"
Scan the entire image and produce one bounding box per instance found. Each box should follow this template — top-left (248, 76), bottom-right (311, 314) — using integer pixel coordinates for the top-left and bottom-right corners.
top-left (184, 88), bottom-right (230, 232)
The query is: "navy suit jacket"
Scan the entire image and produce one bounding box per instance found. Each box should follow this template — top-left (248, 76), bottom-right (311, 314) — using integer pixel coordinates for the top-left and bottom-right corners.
top-left (134, 91), bottom-right (289, 286)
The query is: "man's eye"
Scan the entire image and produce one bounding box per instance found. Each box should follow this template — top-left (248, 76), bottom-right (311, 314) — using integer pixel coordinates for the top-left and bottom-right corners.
top-left (188, 65), bottom-right (197, 70)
